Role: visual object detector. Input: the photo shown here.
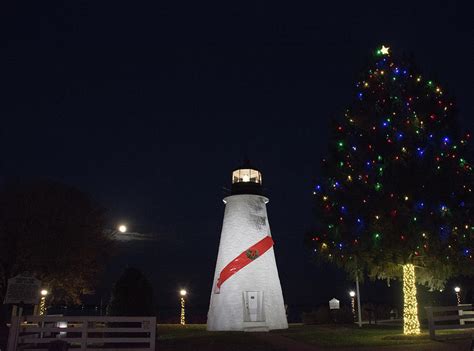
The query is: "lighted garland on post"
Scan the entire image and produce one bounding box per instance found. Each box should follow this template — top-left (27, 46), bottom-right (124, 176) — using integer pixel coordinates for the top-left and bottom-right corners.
top-left (308, 45), bottom-right (474, 335)
top-left (180, 296), bottom-right (185, 325)
top-left (39, 296), bottom-right (47, 316)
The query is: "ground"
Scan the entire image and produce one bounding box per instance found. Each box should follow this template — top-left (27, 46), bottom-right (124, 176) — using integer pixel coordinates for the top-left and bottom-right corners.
top-left (157, 324), bottom-right (472, 351)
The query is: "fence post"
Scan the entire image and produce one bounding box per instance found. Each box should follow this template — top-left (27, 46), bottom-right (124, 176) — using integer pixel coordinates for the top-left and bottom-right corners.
top-left (81, 319), bottom-right (88, 351)
top-left (7, 315), bottom-right (19, 351)
top-left (149, 317), bottom-right (156, 351)
top-left (458, 304), bottom-right (471, 326)
top-left (425, 307), bottom-right (435, 340)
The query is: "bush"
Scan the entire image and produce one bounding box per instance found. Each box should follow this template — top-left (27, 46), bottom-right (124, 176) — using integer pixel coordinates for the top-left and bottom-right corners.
top-left (302, 305), bottom-right (354, 325)
top-left (302, 306), bottom-right (331, 324)
top-left (107, 267), bottom-right (155, 316)
top-left (362, 303), bottom-right (393, 322)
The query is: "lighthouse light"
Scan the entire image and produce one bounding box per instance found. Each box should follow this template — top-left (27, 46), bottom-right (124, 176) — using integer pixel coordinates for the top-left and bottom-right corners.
top-left (232, 169), bottom-right (262, 184)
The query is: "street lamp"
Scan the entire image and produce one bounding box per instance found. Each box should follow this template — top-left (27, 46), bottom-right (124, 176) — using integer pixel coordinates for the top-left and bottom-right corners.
top-left (349, 290), bottom-right (356, 319)
top-left (180, 289), bottom-right (187, 325)
top-left (39, 289), bottom-right (48, 315)
top-left (454, 286), bottom-right (461, 305)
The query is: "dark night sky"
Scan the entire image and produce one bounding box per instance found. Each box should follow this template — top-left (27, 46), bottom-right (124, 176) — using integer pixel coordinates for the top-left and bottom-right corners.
top-left (2, 1), bottom-right (474, 319)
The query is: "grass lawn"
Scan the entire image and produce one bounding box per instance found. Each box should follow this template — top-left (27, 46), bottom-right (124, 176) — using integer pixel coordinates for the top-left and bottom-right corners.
top-left (157, 324), bottom-right (283, 351)
top-left (275, 324), bottom-right (438, 348)
top-left (157, 323), bottom-right (471, 350)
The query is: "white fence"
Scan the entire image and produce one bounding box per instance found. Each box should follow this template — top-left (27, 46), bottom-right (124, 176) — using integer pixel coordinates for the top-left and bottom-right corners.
top-left (459, 303), bottom-right (474, 325)
top-left (425, 304), bottom-right (474, 340)
top-left (7, 315), bottom-right (156, 351)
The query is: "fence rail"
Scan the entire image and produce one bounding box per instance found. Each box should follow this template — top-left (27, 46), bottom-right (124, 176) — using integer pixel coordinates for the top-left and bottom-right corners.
top-left (7, 315), bottom-right (156, 351)
top-left (425, 304), bottom-right (474, 340)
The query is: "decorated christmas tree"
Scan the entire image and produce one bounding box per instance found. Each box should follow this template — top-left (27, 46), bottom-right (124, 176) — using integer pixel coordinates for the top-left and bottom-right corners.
top-left (310, 45), bottom-right (474, 335)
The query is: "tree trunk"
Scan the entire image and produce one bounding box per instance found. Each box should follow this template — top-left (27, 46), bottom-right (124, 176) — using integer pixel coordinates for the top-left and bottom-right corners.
top-left (402, 263), bottom-right (420, 335)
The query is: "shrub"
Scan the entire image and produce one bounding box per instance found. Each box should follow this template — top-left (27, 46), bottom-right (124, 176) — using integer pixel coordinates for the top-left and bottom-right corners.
top-left (302, 305), bottom-right (354, 324)
top-left (107, 267), bottom-right (154, 316)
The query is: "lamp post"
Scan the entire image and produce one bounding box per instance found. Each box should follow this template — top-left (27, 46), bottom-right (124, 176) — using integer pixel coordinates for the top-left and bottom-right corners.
top-left (355, 272), bottom-right (362, 328)
top-left (454, 286), bottom-right (461, 305)
top-left (349, 290), bottom-right (356, 320)
top-left (180, 289), bottom-right (187, 325)
top-left (39, 289), bottom-right (48, 315)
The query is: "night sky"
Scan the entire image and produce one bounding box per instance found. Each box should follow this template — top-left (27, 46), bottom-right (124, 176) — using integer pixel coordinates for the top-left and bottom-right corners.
top-left (2, 1), bottom-right (474, 320)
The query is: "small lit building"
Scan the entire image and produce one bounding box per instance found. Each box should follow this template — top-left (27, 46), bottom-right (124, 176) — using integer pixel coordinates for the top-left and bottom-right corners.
top-left (207, 161), bottom-right (288, 331)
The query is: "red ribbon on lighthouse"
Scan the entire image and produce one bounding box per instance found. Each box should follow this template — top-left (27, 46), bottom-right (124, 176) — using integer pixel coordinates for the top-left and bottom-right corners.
top-left (214, 235), bottom-right (274, 293)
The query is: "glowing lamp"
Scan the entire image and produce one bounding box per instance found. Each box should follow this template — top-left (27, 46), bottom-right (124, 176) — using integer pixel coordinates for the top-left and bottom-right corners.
top-left (349, 290), bottom-right (356, 320)
top-left (179, 289), bottom-right (187, 325)
top-left (454, 286), bottom-right (461, 305)
top-left (39, 289), bottom-right (49, 315)
top-left (118, 225), bottom-right (127, 233)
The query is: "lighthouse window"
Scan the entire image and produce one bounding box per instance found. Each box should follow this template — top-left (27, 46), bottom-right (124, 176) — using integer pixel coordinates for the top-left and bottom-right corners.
top-left (250, 169), bottom-right (262, 184)
top-left (232, 169), bottom-right (262, 184)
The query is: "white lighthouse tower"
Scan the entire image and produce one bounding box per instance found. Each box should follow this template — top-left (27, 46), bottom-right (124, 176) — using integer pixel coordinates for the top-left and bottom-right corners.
top-left (207, 161), bottom-right (288, 331)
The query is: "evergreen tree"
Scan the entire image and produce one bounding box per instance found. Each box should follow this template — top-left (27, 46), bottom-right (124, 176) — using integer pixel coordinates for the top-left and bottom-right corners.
top-left (107, 267), bottom-right (154, 316)
top-left (310, 45), bottom-right (474, 334)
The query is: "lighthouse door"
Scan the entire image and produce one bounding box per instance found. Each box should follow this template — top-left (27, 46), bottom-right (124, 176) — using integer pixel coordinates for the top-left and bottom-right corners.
top-left (248, 292), bottom-right (258, 321)
top-left (243, 291), bottom-right (264, 322)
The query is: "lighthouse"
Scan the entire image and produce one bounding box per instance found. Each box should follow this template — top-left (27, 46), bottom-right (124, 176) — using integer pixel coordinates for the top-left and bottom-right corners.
top-left (207, 161), bottom-right (288, 331)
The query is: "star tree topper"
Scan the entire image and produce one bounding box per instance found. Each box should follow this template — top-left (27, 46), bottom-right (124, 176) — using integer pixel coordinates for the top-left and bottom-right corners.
top-left (378, 45), bottom-right (390, 55)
